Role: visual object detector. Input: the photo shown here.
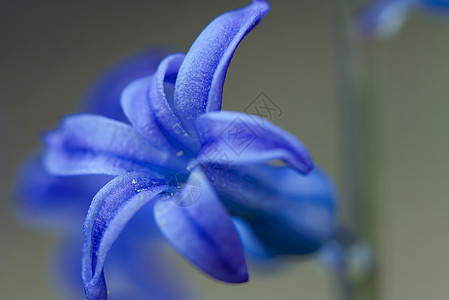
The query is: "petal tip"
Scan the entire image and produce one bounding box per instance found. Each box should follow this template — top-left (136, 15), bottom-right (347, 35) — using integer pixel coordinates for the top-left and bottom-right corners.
top-left (253, 0), bottom-right (271, 11)
top-left (304, 157), bottom-right (315, 174)
top-left (211, 262), bottom-right (249, 284)
top-left (231, 268), bottom-right (249, 284)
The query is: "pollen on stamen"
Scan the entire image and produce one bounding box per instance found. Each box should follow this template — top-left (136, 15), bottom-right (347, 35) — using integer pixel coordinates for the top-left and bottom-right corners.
top-left (176, 150), bottom-right (184, 157)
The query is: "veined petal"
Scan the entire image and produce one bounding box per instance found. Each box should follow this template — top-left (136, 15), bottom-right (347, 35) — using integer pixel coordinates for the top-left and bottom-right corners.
top-left (148, 53), bottom-right (201, 153)
top-left (207, 164), bottom-right (337, 255)
top-left (154, 170), bottom-right (248, 283)
top-left (14, 152), bottom-right (111, 233)
top-left (82, 172), bottom-right (168, 300)
top-left (43, 114), bottom-right (184, 176)
top-left (82, 48), bottom-right (168, 122)
top-left (194, 111), bottom-right (313, 174)
top-left (54, 240), bottom-right (189, 300)
top-left (120, 74), bottom-right (193, 158)
top-left (173, 0), bottom-right (270, 129)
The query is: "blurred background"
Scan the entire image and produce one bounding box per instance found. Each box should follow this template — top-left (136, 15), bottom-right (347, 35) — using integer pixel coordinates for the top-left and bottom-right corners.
top-left (0, 0), bottom-right (448, 299)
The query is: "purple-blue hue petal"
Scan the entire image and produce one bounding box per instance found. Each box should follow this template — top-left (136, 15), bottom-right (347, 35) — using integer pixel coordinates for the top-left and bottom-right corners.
top-left (148, 53), bottom-right (201, 153)
top-left (53, 238), bottom-right (191, 300)
top-left (173, 0), bottom-right (270, 130)
top-left (154, 170), bottom-right (248, 283)
top-left (82, 172), bottom-right (168, 299)
top-left (194, 111), bottom-right (313, 174)
top-left (52, 223), bottom-right (189, 300)
top-left (120, 74), bottom-right (193, 159)
top-left (81, 49), bottom-right (168, 122)
top-left (14, 152), bottom-right (111, 233)
top-left (43, 114), bottom-right (184, 176)
top-left (207, 164), bottom-right (337, 255)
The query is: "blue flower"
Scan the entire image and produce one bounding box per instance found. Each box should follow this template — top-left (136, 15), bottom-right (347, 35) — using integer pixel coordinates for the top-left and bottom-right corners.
top-left (359, 0), bottom-right (449, 37)
top-left (41, 1), bottom-right (336, 299)
top-left (15, 49), bottom-right (191, 300)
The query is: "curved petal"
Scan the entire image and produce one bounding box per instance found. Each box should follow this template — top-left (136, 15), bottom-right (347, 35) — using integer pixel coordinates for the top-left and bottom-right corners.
top-left (120, 74), bottom-right (193, 158)
top-left (43, 114), bottom-right (184, 176)
top-left (53, 240), bottom-right (190, 300)
top-left (81, 48), bottom-right (168, 122)
top-left (194, 111), bottom-right (313, 174)
top-left (82, 172), bottom-right (168, 300)
top-left (14, 152), bottom-right (111, 233)
top-left (148, 53), bottom-right (201, 153)
top-left (206, 164), bottom-right (337, 255)
top-left (154, 170), bottom-right (248, 283)
top-left (173, 0), bottom-right (270, 129)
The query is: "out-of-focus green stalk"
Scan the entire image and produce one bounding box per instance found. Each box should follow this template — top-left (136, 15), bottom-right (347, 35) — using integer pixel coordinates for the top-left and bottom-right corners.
top-left (331, 0), bottom-right (380, 299)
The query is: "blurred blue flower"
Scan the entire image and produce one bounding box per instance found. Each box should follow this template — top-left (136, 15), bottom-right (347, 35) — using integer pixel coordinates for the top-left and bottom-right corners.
top-left (15, 49), bottom-right (190, 300)
top-left (218, 164), bottom-right (337, 258)
top-left (359, 0), bottom-right (449, 37)
top-left (38, 0), bottom-right (337, 299)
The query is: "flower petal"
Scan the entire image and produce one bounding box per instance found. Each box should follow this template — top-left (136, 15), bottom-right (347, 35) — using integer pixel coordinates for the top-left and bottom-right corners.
top-left (206, 164), bottom-right (337, 255)
top-left (154, 170), bottom-right (248, 283)
top-left (81, 48), bottom-right (168, 122)
top-left (173, 0), bottom-right (270, 129)
top-left (148, 53), bottom-right (201, 153)
top-left (54, 240), bottom-right (190, 300)
top-left (43, 114), bottom-right (184, 176)
top-left (194, 111), bottom-right (313, 174)
top-left (82, 171), bottom-right (168, 299)
top-left (14, 152), bottom-right (111, 233)
top-left (120, 74), bottom-right (194, 157)
top-left (121, 53), bottom-right (201, 154)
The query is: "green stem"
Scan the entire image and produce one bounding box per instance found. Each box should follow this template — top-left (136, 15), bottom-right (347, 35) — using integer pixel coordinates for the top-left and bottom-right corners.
top-left (332, 0), bottom-right (380, 299)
